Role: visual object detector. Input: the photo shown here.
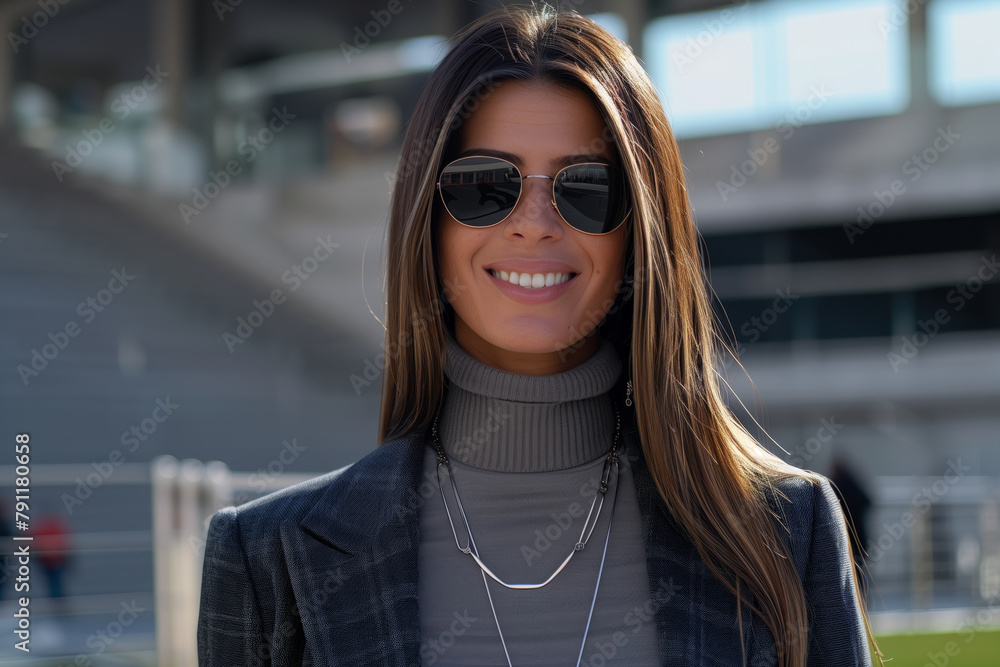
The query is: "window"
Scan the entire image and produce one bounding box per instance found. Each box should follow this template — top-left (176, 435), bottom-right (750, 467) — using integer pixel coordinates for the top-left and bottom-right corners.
top-left (644, 0), bottom-right (910, 138)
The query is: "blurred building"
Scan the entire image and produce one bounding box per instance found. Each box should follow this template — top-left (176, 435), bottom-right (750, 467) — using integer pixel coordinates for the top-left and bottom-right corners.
top-left (1, 0), bottom-right (998, 638)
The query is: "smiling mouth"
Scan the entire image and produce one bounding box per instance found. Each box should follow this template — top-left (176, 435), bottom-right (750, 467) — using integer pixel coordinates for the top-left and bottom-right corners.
top-left (487, 268), bottom-right (578, 289)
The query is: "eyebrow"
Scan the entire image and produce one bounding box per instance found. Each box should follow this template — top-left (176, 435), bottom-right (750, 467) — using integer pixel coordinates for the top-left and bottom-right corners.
top-left (456, 147), bottom-right (614, 169)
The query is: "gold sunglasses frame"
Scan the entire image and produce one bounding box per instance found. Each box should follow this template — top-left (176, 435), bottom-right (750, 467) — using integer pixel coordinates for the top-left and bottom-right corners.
top-left (435, 155), bottom-right (631, 236)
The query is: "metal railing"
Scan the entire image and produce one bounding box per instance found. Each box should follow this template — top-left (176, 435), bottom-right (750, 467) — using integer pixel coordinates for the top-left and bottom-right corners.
top-left (3, 461), bottom-right (999, 665)
top-left (863, 475), bottom-right (1000, 612)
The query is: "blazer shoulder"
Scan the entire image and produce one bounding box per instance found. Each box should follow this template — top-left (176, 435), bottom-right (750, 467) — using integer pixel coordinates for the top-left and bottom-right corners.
top-left (218, 463), bottom-right (350, 536)
top-left (207, 430), bottom-right (428, 541)
top-left (758, 471), bottom-right (836, 581)
top-left (759, 470), bottom-right (825, 523)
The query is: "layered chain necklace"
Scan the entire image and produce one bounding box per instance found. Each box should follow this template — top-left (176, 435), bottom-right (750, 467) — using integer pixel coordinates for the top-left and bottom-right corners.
top-left (431, 397), bottom-right (623, 667)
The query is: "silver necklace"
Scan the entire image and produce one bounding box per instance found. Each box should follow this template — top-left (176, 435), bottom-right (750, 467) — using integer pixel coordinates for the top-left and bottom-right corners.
top-left (431, 400), bottom-right (622, 667)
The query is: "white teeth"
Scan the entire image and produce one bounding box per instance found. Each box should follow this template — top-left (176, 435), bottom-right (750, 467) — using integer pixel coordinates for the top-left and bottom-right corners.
top-left (489, 269), bottom-right (574, 289)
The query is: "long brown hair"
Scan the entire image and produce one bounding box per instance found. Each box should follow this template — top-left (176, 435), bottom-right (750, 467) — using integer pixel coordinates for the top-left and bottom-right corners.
top-left (378, 5), bottom-right (881, 665)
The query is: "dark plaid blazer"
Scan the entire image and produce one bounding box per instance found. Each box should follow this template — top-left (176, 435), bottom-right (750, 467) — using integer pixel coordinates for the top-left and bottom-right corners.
top-left (197, 417), bottom-right (872, 666)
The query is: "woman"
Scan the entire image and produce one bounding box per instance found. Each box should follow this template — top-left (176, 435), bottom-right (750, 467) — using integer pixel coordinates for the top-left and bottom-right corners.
top-left (197, 6), bottom-right (881, 666)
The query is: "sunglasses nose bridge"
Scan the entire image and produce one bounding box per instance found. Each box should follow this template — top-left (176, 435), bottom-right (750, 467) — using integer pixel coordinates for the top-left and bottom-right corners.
top-left (521, 173), bottom-right (558, 211)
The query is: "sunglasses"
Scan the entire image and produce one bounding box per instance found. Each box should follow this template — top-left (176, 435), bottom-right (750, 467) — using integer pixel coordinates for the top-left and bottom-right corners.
top-left (435, 155), bottom-right (630, 235)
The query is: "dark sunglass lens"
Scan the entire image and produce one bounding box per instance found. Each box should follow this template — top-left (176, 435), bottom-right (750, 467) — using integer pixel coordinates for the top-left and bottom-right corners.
top-left (554, 164), bottom-right (629, 234)
top-left (438, 157), bottom-right (520, 226)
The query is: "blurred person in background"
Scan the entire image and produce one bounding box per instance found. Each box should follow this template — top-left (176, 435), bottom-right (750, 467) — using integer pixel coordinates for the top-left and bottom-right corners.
top-left (198, 5), bottom-right (881, 666)
top-left (830, 455), bottom-right (874, 598)
top-left (33, 512), bottom-right (72, 605)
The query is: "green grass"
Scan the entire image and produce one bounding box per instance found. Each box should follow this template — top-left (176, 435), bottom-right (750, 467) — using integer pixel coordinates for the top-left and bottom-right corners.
top-left (873, 629), bottom-right (1000, 667)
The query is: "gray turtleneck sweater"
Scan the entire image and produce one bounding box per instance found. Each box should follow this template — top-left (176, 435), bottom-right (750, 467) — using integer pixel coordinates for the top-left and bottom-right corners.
top-left (417, 329), bottom-right (660, 665)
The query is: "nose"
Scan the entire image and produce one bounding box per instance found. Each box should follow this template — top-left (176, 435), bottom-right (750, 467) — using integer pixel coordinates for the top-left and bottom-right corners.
top-left (504, 174), bottom-right (563, 240)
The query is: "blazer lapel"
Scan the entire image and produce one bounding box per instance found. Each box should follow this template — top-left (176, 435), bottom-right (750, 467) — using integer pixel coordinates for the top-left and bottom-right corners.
top-left (281, 425), bottom-right (431, 666)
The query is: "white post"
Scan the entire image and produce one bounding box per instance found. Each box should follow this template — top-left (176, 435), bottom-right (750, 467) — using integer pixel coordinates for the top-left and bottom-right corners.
top-left (980, 496), bottom-right (1000, 601)
top-left (153, 455), bottom-right (234, 667)
top-left (911, 497), bottom-right (933, 609)
top-left (204, 459), bottom-right (233, 513)
top-left (176, 459), bottom-right (206, 667)
top-left (152, 455), bottom-right (179, 667)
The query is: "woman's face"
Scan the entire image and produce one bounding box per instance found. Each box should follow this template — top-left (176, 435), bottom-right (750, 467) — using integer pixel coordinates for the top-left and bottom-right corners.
top-left (436, 79), bottom-right (629, 375)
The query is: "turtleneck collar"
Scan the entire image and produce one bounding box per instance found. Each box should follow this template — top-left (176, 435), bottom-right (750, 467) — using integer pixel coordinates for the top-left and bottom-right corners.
top-left (437, 327), bottom-right (622, 472)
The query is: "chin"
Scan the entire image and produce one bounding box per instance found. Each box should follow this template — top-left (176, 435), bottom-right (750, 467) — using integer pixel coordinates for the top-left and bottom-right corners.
top-left (486, 322), bottom-right (590, 354)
